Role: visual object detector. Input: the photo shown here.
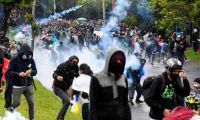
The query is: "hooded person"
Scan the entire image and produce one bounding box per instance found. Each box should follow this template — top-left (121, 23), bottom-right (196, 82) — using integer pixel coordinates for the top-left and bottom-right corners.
top-left (52, 55), bottom-right (79, 120)
top-left (89, 48), bottom-right (131, 120)
top-left (5, 43), bottom-right (37, 120)
top-left (143, 58), bottom-right (190, 120)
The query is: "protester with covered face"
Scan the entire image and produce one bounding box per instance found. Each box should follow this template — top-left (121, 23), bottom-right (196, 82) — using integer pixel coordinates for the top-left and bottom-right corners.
top-left (175, 35), bottom-right (187, 64)
top-left (89, 48), bottom-right (131, 120)
top-left (143, 58), bottom-right (190, 120)
top-left (52, 55), bottom-right (79, 120)
top-left (6, 43), bottom-right (37, 120)
top-left (192, 29), bottom-right (199, 55)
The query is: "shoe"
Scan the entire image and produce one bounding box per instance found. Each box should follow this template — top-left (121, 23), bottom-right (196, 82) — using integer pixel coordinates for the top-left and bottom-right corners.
top-left (135, 99), bottom-right (143, 104)
top-left (129, 100), bottom-right (134, 105)
top-left (56, 116), bottom-right (64, 120)
top-left (7, 106), bottom-right (14, 112)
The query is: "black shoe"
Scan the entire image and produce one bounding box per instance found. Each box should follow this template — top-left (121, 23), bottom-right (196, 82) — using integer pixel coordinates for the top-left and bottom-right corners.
top-left (7, 106), bottom-right (14, 112)
top-left (129, 100), bottom-right (134, 105)
top-left (135, 99), bottom-right (143, 104)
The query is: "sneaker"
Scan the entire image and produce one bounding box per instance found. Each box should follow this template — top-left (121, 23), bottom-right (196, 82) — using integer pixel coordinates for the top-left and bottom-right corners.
top-left (129, 100), bottom-right (134, 105)
top-left (56, 116), bottom-right (64, 120)
top-left (135, 99), bottom-right (143, 104)
top-left (7, 106), bottom-right (14, 112)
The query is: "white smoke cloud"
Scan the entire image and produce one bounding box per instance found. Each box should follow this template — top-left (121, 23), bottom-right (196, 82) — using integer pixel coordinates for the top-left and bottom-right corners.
top-left (0, 111), bottom-right (27, 120)
top-left (100, 0), bottom-right (130, 51)
top-left (33, 0), bottom-right (139, 90)
top-left (38, 5), bottom-right (83, 25)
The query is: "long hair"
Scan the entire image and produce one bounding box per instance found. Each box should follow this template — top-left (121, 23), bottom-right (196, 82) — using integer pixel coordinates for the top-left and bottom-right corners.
top-left (79, 63), bottom-right (93, 76)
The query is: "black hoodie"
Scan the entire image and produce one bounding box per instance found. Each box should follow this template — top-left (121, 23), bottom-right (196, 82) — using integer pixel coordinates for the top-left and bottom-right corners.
top-left (53, 56), bottom-right (79, 91)
top-left (6, 44), bottom-right (37, 87)
top-left (143, 72), bottom-right (190, 119)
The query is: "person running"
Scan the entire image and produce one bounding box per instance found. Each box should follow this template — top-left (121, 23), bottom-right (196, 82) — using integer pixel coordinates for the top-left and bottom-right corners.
top-left (52, 55), bottom-right (79, 120)
top-left (6, 44), bottom-right (37, 120)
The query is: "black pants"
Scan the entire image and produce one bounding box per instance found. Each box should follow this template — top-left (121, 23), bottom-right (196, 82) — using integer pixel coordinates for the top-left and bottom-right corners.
top-left (82, 103), bottom-right (89, 120)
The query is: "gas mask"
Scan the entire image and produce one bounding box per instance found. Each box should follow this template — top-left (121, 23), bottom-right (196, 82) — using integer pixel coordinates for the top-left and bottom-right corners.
top-left (21, 52), bottom-right (32, 60)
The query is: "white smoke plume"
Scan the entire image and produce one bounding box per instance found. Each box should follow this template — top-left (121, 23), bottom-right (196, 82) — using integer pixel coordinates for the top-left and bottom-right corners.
top-left (33, 0), bottom-right (139, 90)
top-left (0, 111), bottom-right (27, 120)
top-left (100, 0), bottom-right (130, 51)
top-left (38, 5), bottom-right (83, 25)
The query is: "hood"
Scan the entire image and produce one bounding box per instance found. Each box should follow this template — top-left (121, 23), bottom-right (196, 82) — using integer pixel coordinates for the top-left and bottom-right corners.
top-left (19, 44), bottom-right (32, 54)
top-left (103, 48), bottom-right (126, 75)
top-left (18, 43), bottom-right (33, 59)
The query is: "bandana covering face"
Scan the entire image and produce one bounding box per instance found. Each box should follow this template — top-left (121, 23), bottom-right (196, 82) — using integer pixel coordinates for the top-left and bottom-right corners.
top-left (109, 52), bottom-right (125, 77)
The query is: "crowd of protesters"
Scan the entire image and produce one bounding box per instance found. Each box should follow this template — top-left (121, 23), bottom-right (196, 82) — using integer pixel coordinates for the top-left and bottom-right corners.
top-left (0, 18), bottom-right (200, 120)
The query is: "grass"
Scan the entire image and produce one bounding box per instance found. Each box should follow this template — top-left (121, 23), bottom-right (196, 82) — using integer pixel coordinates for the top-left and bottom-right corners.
top-left (185, 47), bottom-right (200, 62)
top-left (0, 80), bottom-right (82, 120)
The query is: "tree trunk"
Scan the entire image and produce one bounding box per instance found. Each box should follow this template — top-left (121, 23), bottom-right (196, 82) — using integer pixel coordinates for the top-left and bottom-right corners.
top-left (0, 6), bottom-right (12, 37)
top-left (31, 0), bottom-right (36, 51)
top-left (102, 0), bottom-right (106, 21)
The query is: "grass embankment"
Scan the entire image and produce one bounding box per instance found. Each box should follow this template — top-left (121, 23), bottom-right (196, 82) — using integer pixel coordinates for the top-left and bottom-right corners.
top-left (0, 80), bottom-right (82, 120)
top-left (185, 48), bottom-right (200, 62)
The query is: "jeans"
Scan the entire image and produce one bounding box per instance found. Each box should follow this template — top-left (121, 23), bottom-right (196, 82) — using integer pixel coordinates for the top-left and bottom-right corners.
top-left (54, 86), bottom-right (70, 119)
top-left (82, 103), bottom-right (89, 120)
top-left (128, 81), bottom-right (143, 100)
top-left (12, 86), bottom-right (34, 120)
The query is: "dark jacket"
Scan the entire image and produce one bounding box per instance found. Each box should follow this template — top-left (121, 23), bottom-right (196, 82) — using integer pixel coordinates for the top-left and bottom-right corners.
top-left (143, 72), bottom-right (190, 120)
top-left (53, 60), bottom-right (79, 91)
top-left (89, 48), bottom-right (131, 120)
top-left (6, 44), bottom-right (37, 87)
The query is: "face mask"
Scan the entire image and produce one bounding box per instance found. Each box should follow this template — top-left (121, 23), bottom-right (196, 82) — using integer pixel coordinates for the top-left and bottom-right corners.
top-left (109, 52), bottom-right (125, 77)
top-left (70, 59), bottom-right (78, 69)
top-left (170, 73), bottom-right (179, 80)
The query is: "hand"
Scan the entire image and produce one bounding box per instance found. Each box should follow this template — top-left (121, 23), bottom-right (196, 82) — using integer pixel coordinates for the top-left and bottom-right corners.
top-left (163, 109), bottom-right (171, 117)
top-left (179, 70), bottom-right (187, 80)
top-left (57, 76), bottom-right (63, 81)
top-left (26, 70), bottom-right (32, 74)
top-left (19, 72), bottom-right (26, 77)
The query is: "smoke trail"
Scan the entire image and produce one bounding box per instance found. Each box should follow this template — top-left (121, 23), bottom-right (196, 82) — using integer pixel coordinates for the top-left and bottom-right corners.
top-left (137, 0), bottom-right (151, 20)
top-left (100, 0), bottom-right (130, 51)
top-left (0, 111), bottom-right (27, 120)
top-left (38, 5), bottom-right (83, 25)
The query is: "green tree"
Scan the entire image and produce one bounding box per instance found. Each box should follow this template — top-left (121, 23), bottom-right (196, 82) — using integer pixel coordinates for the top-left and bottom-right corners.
top-left (148, 0), bottom-right (195, 36)
top-left (191, 0), bottom-right (200, 28)
top-left (77, 0), bottom-right (112, 19)
top-left (0, 0), bottom-right (32, 37)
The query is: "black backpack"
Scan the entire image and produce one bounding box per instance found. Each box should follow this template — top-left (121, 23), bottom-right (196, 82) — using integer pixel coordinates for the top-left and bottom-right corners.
top-left (142, 75), bottom-right (165, 99)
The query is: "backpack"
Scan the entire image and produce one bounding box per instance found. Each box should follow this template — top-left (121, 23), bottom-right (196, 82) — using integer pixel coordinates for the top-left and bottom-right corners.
top-left (142, 75), bottom-right (165, 99)
top-left (142, 76), bottom-right (158, 89)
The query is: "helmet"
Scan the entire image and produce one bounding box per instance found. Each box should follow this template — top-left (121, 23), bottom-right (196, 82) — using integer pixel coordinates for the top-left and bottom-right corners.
top-left (166, 58), bottom-right (182, 70)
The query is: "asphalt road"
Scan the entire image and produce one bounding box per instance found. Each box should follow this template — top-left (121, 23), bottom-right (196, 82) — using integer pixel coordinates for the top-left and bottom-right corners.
top-left (131, 60), bottom-right (200, 120)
